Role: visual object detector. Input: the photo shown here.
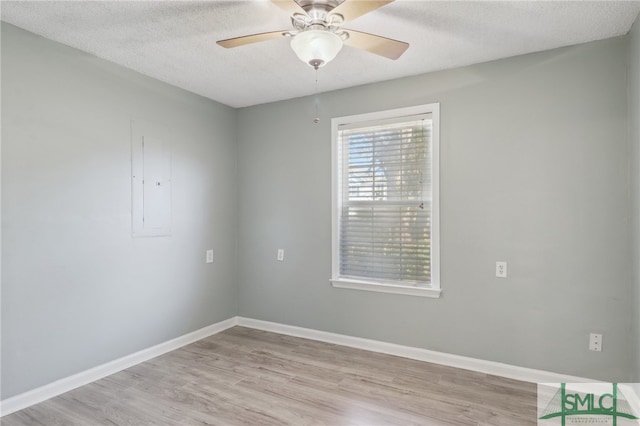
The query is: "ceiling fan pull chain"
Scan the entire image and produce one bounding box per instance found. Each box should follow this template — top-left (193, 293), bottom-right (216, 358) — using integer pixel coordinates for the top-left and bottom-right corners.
top-left (313, 67), bottom-right (320, 124)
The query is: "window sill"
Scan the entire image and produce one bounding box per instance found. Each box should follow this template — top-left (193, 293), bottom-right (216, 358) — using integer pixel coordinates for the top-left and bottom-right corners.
top-left (330, 278), bottom-right (441, 298)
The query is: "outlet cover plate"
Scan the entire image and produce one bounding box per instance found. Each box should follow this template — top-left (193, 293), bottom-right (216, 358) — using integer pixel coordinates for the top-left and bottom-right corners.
top-left (589, 333), bottom-right (602, 352)
top-left (496, 261), bottom-right (507, 278)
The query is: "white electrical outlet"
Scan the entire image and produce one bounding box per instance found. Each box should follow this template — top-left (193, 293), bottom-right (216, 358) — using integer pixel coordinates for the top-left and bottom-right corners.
top-left (277, 249), bottom-right (284, 262)
top-left (496, 261), bottom-right (507, 278)
top-left (589, 333), bottom-right (602, 352)
top-left (206, 249), bottom-right (213, 264)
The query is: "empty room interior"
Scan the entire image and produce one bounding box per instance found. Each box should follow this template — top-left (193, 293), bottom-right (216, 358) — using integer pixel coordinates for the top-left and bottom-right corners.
top-left (2, 1), bottom-right (640, 424)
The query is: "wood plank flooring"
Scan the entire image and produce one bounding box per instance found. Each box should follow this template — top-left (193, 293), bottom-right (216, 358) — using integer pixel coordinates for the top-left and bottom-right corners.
top-left (2, 326), bottom-right (537, 425)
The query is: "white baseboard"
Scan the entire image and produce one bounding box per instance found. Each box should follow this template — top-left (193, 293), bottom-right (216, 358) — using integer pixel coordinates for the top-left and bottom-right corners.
top-left (236, 317), bottom-right (595, 384)
top-left (0, 317), bottom-right (239, 417)
top-left (3, 315), bottom-right (620, 418)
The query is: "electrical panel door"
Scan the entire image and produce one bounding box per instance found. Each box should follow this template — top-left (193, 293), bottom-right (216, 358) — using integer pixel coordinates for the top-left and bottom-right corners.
top-left (131, 120), bottom-right (172, 237)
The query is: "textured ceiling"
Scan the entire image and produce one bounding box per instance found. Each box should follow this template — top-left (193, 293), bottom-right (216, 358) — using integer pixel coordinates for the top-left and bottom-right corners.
top-left (2, 1), bottom-right (639, 108)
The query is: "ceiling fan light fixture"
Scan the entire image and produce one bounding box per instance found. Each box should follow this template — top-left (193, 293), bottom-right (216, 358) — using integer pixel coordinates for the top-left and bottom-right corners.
top-left (290, 29), bottom-right (343, 69)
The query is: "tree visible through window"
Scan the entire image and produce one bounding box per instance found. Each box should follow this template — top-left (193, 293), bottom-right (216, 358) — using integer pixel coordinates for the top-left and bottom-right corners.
top-left (332, 104), bottom-right (440, 296)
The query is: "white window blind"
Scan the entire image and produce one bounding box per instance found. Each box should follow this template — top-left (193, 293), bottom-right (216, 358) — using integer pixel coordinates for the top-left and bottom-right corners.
top-left (332, 104), bottom-right (440, 296)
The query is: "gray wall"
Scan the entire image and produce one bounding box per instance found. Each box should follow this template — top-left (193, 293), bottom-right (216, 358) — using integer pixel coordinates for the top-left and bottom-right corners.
top-left (237, 36), bottom-right (632, 381)
top-left (630, 14), bottom-right (640, 382)
top-left (1, 24), bottom-right (238, 399)
top-left (3, 19), bottom-right (637, 400)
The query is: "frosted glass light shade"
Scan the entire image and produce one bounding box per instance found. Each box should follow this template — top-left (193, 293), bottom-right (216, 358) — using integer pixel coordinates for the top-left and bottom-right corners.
top-left (290, 30), bottom-right (343, 68)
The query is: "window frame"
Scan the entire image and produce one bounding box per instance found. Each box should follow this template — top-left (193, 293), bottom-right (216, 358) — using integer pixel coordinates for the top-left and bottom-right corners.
top-left (330, 103), bottom-right (441, 298)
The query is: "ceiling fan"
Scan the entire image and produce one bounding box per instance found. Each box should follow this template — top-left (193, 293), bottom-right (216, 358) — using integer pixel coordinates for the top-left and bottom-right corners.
top-left (217, 0), bottom-right (409, 69)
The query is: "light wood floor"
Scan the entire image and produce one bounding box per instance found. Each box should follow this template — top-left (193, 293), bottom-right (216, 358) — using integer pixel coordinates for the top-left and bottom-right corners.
top-left (2, 326), bottom-right (537, 425)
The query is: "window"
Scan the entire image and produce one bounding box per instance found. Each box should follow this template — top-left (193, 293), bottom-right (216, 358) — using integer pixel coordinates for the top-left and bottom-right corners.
top-left (331, 104), bottom-right (440, 297)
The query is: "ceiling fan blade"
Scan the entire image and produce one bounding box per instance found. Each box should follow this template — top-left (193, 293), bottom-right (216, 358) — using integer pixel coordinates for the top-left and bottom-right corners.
top-left (343, 29), bottom-right (409, 60)
top-left (271, 0), bottom-right (308, 16)
top-left (217, 31), bottom-right (288, 49)
top-left (329, 0), bottom-right (394, 22)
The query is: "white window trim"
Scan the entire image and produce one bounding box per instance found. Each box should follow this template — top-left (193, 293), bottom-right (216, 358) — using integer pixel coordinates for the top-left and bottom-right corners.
top-left (331, 103), bottom-right (441, 298)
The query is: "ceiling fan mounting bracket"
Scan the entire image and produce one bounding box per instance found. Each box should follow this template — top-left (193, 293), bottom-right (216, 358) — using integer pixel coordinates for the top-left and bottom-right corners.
top-left (297, 0), bottom-right (343, 16)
